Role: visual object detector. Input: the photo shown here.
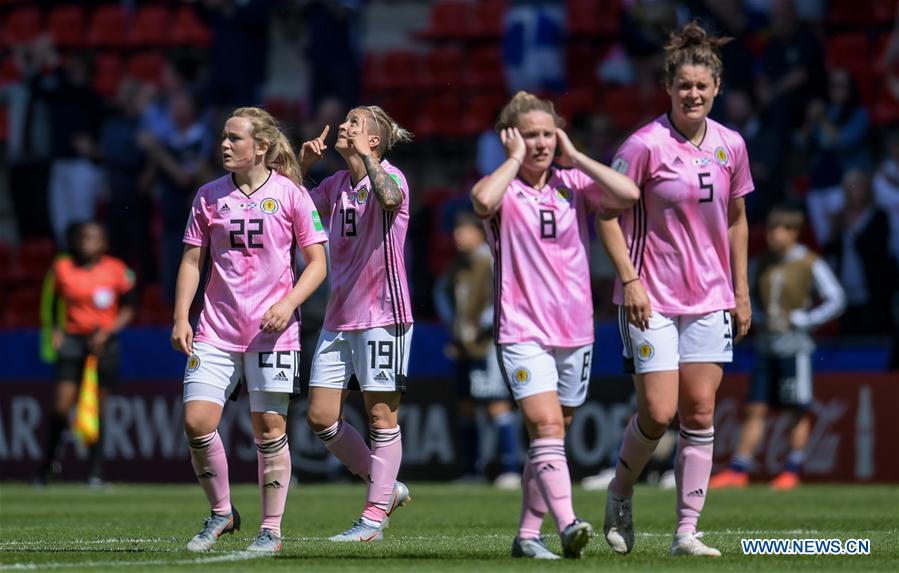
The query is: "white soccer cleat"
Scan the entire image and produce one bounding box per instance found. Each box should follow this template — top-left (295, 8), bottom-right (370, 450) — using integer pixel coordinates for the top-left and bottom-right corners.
top-left (494, 472), bottom-right (521, 490)
top-left (186, 506), bottom-right (240, 552)
top-left (581, 468), bottom-right (616, 491)
top-left (246, 528), bottom-right (282, 554)
top-left (560, 519), bottom-right (594, 559)
top-left (329, 517), bottom-right (384, 542)
top-left (603, 491), bottom-right (634, 554)
top-left (669, 531), bottom-right (721, 557)
top-left (511, 536), bottom-right (561, 559)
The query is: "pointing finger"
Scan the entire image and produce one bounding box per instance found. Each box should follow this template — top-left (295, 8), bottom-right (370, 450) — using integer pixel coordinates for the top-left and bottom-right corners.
top-left (319, 125), bottom-right (330, 141)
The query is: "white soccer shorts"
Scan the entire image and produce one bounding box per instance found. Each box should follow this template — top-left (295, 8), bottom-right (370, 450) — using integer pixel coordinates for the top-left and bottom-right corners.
top-left (182, 341), bottom-right (297, 414)
top-left (619, 308), bottom-right (734, 374)
top-left (496, 342), bottom-right (593, 407)
top-left (309, 324), bottom-right (412, 392)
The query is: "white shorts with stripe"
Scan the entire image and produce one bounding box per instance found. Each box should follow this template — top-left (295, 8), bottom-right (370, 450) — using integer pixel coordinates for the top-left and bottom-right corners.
top-left (182, 341), bottom-right (297, 414)
top-left (619, 308), bottom-right (733, 374)
top-left (309, 324), bottom-right (412, 392)
top-left (496, 342), bottom-right (593, 407)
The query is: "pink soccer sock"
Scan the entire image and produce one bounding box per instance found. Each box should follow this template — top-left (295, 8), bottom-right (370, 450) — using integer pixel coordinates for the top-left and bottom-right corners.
top-left (317, 420), bottom-right (372, 481)
top-left (528, 438), bottom-right (576, 534)
top-left (256, 434), bottom-right (291, 537)
top-left (362, 426), bottom-right (402, 523)
top-left (187, 431), bottom-right (231, 515)
top-left (518, 459), bottom-right (548, 539)
top-left (675, 426), bottom-right (715, 534)
top-left (610, 415), bottom-right (662, 498)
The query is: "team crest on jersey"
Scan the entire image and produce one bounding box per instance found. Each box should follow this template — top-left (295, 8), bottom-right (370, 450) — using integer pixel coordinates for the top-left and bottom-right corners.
top-left (637, 341), bottom-right (655, 361)
top-left (555, 186), bottom-right (572, 202)
top-left (714, 146), bottom-right (728, 166)
top-left (260, 197), bottom-right (279, 214)
top-left (512, 367), bottom-right (531, 385)
top-left (356, 186), bottom-right (370, 204)
top-left (187, 354), bottom-right (201, 373)
top-left (611, 158), bottom-right (629, 174)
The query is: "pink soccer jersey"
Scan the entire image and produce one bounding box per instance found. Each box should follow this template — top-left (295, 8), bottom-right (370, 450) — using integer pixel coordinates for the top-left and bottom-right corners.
top-left (308, 159), bottom-right (413, 331)
top-left (611, 114), bottom-right (754, 315)
top-left (183, 171), bottom-right (328, 352)
top-left (484, 167), bottom-right (603, 347)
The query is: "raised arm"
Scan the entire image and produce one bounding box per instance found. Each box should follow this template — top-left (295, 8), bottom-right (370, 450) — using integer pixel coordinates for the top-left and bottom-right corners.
top-left (728, 197), bottom-right (751, 340)
top-left (556, 128), bottom-right (640, 211)
top-left (471, 128), bottom-right (526, 216)
top-left (299, 125), bottom-right (329, 175)
top-left (347, 116), bottom-right (404, 210)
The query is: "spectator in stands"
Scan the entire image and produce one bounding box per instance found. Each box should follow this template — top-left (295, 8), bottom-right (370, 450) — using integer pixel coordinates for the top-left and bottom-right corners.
top-left (756, 0), bottom-right (825, 140)
top-left (620, 0), bottom-right (683, 102)
top-left (2, 35), bottom-right (55, 239)
top-left (434, 211), bottom-right (520, 488)
top-left (100, 79), bottom-right (155, 282)
top-left (723, 89), bottom-right (783, 223)
top-left (873, 131), bottom-right (899, 262)
top-left (33, 222), bottom-right (136, 487)
top-left (824, 169), bottom-right (896, 336)
top-left (139, 89), bottom-right (214, 305)
top-left (798, 69), bottom-right (872, 246)
top-left (300, 0), bottom-right (364, 109)
top-left (45, 54), bottom-right (105, 246)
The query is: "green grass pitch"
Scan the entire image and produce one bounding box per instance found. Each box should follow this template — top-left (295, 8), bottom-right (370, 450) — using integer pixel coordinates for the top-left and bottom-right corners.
top-left (1, 483), bottom-right (896, 572)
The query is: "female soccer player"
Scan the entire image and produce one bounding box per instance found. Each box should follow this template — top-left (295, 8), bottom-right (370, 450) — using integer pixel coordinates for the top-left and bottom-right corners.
top-left (172, 107), bottom-right (327, 554)
top-left (598, 22), bottom-right (753, 557)
top-left (35, 222), bottom-right (135, 487)
top-left (299, 106), bottom-right (414, 542)
top-left (471, 91), bottom-right (640, 559)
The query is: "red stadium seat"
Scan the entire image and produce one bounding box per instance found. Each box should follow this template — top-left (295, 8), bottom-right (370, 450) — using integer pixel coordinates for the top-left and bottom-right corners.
top-left (4, 6), bottom-right (43, 47)
top-left (568, 0), bottom-right (619, 38)
top-left (48, 5), bottom-right (87, 49)
top-left (462, 46), bottom-right (505, 91)
top-left (131, 5), bottom-right (171, 47)
top-left (0, 56), bottom-right (21, 85)
top-left (378, 50), bottom-right (425, 91)
top-left (417, 1), bottom-right (471, 42)
top-left (92, 53), bottom-right (124, 99)
top-left (423, 47), bottom-right (464, 90)
top-left (828, 0), bottom-right (874, 29)
top-left (470, 0), bottom-right (505, 40)
top-left (826, 33), bottom-right (870, 68)
top-left (17, 239), bottom-right (57, 283)
top-left (601, 86), bottom-right (644, 131)
top-left (137, 284), bottom-right (171, 326)
top-left (87, 4), bottom-right (130, 48)
top-left (2, 287), bottom-right (42, 329)
top-left (170, 5), bottom-right (211, 47)
top-left (127, 52), bottom-right (166, 85)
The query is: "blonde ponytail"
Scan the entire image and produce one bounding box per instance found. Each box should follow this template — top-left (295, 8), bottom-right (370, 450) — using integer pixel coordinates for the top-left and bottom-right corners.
top-left (357, 105), bottom-right (413, 157)
top-left (230, 107), bottom-right (303, 187)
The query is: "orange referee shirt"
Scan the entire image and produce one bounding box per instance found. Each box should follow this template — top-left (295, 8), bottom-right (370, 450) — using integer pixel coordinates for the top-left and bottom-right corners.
top-left (54, 256), bottom-right (135, 335)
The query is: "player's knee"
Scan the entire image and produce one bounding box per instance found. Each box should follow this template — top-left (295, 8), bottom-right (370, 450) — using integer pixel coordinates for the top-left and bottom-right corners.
top-left (640, 408), bottom-right (675, 436)
top-left (530, 418), bottom-right (565, 439)
top-left (306, 406), bottom-right (338, 433)
top-left (680, 409), bottom-right (714, 430)
top-left (183, 414), bottom-right (216, 439)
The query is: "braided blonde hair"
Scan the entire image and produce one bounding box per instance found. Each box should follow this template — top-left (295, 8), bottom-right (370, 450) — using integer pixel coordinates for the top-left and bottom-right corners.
top-left (354, 105), bottom-right (413, 157)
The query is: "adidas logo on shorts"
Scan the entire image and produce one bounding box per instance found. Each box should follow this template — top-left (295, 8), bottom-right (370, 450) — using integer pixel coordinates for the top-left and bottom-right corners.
top-left (374, 371), bottom-right (389, 381)
top-left (273, 371), bottom-right (289, 382)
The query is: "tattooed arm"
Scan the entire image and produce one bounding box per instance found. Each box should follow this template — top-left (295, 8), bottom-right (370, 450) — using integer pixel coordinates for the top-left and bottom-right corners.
top-left (361, 155), bottom-right (404, 210)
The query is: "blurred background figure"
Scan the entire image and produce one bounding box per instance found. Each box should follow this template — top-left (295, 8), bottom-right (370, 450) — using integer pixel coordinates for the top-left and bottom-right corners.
top-left (33, 222), bottom-right (136, 487)
top-left (435, 211), bottom-right (519, 488)
top-left (712, 205), bottom-right (845, 490)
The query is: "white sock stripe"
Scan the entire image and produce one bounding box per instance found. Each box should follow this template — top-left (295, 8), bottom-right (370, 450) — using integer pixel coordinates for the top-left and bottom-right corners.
top-left (315, 421), bottom-right (342, 442)
top-left (527, 445), bottom-right (567, 459)
top-left (679, 427), bottom-right (715, 444)
top-left (369, 427), bottom-right (401, 443)
top-left (186, 432), bottom-right (217, 450)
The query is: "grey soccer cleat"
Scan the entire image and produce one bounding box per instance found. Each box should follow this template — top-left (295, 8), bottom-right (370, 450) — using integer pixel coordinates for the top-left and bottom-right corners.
top-left (560, 518), bottom-right (594, 559)
top-left (382, 481), bottom-right (412, 529)
top-left (670, 531), bottom-right (721, 557)
top-left (186, 506), bottom-right (241, 552)
top-left (246, 528), bottom-right (282, 554)
top-left (604, 491), bottom-right (634, 554)
top-left (328, 517), bottom-right (384, 542)
top-left (512, 536), bottom-right (561, 560)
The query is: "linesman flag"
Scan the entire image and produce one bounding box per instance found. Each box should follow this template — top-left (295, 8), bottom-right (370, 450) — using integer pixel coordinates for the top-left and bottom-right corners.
top-left (72, 355), bottom-right (100, 446)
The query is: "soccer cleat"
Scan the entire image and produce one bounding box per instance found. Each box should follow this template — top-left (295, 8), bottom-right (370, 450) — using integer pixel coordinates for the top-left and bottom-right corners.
top-left (709, 469), bottom-right (748, 489)
top-left (669, 531), bottom-right (721, 556)
top-left (769, 471), bottom-right (800, 490)
top-left (186, 506), bottom-right (241, 552)
top-left (603, 491), bottom-right (634, 554)
top-left (581, 468), bottom-right (616, 491)
top-left (494, 472), bottom-right (521, 490)
top-left (246, 528), bottom-right (282, 554)
top-left (560, 519), bottom-right (594, 559)
top-left (511, 536), bottom-right (561, 560)
top-left (387, 481), bottom-right (412, 516)
top-left (329, 517), bottom-right (384, 542)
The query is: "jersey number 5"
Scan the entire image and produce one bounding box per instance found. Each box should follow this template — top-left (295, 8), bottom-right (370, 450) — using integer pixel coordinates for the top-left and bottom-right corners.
top-left (698, 172), bottom-right (714, 203)
top-left (229, 219), bottom-right (264, 248)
